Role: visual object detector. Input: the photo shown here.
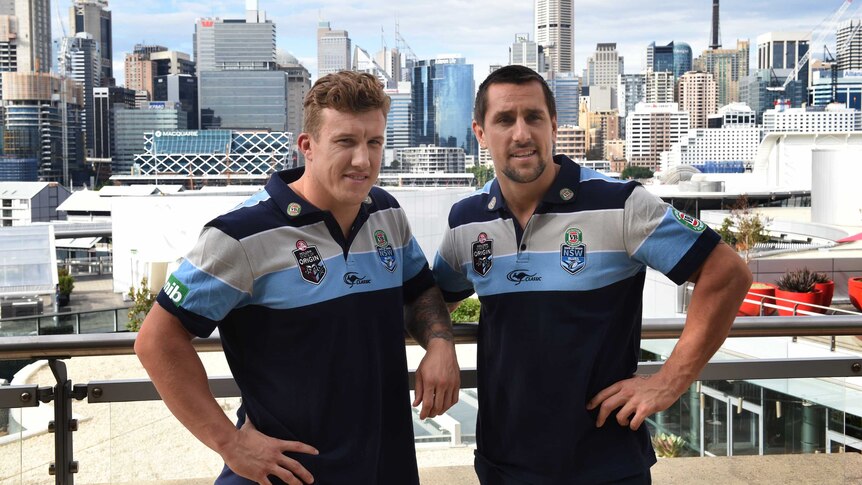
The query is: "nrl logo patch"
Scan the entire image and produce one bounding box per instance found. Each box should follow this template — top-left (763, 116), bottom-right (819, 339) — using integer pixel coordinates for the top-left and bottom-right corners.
top-left (672, 208), bottom-right (706, 232)
top-left (373, 229), bottom-right (397, 272)
top-left (293, 239), bottom-right (327, 284)
top-left (472, 232), bottom-right (493, 276)
top-left (560, 227), bottom-right (586, 275)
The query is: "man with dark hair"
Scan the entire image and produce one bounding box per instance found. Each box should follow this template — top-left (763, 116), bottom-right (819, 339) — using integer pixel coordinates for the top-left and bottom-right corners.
top-left (136, 71), bottom-right (460, 485)
top-left (433, 65), bottom-right (751, 483)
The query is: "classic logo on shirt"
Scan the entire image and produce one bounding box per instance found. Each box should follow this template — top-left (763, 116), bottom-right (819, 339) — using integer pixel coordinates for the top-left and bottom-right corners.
top-left (472, 232), bottom-right (493, 276)
top-left (672, 208), bottom-right (706, 232)
top-left (343, 272), bottom-right (371, 288)
top-left (506, 269), bottom-right (542, 285)
top-left (560, 227), bottom-right (586, 275)
top-left (162, 274), bottom-right (188, 307)
top-left (293, 240), bottom-right (327, 284)
top-left (373, 229), bottom-right (397, 272)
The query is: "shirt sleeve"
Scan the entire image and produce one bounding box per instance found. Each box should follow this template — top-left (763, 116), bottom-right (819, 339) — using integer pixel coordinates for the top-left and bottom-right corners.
top-left (432, 223), bottom-right (475, 303)
top-left (157, 226), bottom-right (254, 337)
top-left (623, 186), bottom-right (721, 286)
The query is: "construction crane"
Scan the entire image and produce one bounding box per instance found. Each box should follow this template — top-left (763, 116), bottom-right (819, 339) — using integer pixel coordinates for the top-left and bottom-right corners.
top-left (767, 0), bottom-right (857, 96)
top-left (823, 46), bottom-right (839, 103)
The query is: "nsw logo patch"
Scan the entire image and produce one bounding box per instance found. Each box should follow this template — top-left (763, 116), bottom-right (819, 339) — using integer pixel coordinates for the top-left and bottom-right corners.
top-left (671, 208), bottom-right (706, 232)
top-left (373, 230), bottom-right (397, 272)
top-left (472, 232), bottom-right (493, 276)
top-left (293, 240), bottom-right (327, 284)
top-left (560, 227), bottom-right (586, 275)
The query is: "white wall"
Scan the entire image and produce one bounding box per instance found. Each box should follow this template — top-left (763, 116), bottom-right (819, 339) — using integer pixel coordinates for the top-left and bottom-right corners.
top-left (812, 148), bottom-right (862, 227)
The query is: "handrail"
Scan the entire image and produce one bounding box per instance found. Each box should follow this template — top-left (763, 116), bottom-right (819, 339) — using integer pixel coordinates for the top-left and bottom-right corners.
top-left (0, 305), bottom-right (130, 324)
top-left (1, 316), bottom-right (861, 360)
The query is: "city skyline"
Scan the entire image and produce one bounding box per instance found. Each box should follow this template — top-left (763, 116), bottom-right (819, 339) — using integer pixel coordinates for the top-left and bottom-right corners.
top-left (61, 0), bottom-right (851, 85)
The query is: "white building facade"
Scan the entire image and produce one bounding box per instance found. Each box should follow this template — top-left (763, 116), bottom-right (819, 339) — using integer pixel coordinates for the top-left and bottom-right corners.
top-left (625, 102), bottom-right (690, 170)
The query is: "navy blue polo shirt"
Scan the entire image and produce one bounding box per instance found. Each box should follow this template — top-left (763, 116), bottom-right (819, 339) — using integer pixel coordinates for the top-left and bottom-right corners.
top-left (157, 167), bottom-right (434, 484)
top-left (433, 156), bottom-right (720, 484)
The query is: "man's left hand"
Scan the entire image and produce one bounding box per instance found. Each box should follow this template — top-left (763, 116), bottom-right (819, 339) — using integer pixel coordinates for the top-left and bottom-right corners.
top-left (413, 338), bottom-right (460, 419)
top-left (586, 374), bottom-right (678, 431)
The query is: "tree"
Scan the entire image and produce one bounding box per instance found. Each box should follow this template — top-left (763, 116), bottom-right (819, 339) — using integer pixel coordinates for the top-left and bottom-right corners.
top-left (718, 195), bottom-right (771, 263)
top-left (468, 165), bottom-right (496, 188)
top-left (127, 277), bottom-right (156, 331)
top-left (620, 166), bottom-right (654, 180)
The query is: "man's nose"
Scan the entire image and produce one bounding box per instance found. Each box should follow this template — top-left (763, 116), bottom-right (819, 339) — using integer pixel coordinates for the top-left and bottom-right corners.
top-left (512, 118), bottom-right (530, 143)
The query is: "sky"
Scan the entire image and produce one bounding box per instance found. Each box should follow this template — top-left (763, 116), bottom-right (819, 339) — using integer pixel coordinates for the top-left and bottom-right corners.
top-left (58, 0), bottom-right (859, 86)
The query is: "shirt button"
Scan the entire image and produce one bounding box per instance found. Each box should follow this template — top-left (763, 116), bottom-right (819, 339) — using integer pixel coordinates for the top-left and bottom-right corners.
top-left (520, 244), bottom-right (526, 251)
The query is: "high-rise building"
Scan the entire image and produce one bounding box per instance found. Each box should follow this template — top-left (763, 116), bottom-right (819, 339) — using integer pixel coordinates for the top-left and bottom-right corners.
top-left (153, 74), bottom-right (198, 129)
top-left (678, 71), bottom-right (718, 129)
top-left (124, 44), bottom-right (166, 96)
top-left (0, 0), bottom-right (51, 72)
top-left (695, 40), bottom-right (750, 107)
top-left (740, 69), bottom-right (806, 123)
top-left (317, 21), bottom-right (351, 78)
top-left (412, 56), bottom-right (475, 156)
top-left (1, 72), bottom-right (84, 184)
top-left (546, 71), bottom-right (579, 125)
top-left (195, 2), bottom-right (286, 132)
top-left (645, 41), bottom-right (692, 80)
top-left (58, 33), bottom-right (101, 157)
top-left (673, 42), bottom-right (693, 79)
top-left (837, 19), bottom-right (862, 71)
top-left (375, 47), bottom-right (401, 87)
top-left (645, 70), bottom-right (675, 103)
top-left (353, 45), bottom-right (394, 87)
top-left (625, 102), bottom-right (690, 170)
top-left (384, 81), bottom-right (413, 150)
top-left (584, 43), bottom-right (623, 87)
top-left (661, 107), bottom-right (762, 172)
top-left (509, 33), bottom-right (546, 73)
top-left (535, 0), bottom-right (574, 73)
top-left (762, 105), bottom-right (862, 134)
top-left (113, 102), bottom-right (186, 176)
top-left (809, 70), bottom-right (862, 110)
top-left (617, 73), bottom-right (645, 137)
top-left (578, 108), bottom-right (619, 157)
top-left (0, 15), bottom-right (18, 97)
top-left (394, 145), bottom-right (465, 173)
top-left (70, 0), bottom-right (113, 86)
top-left (277, 51), bottom-right (311, 143)
top-left (555, 124), bottom-right (586, 160)
top-left (756, 32), bottom-right (810, 89)
top-left (91, 85), bottom-right (134, 181)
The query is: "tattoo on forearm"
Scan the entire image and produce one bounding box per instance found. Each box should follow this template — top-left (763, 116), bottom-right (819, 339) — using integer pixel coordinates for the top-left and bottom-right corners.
top-left (405, 288), bottom-right (454, 348)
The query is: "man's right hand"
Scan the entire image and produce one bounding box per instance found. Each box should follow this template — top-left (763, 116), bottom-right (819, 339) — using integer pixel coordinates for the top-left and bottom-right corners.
top-left (221, 418), bottom-right (319, 485)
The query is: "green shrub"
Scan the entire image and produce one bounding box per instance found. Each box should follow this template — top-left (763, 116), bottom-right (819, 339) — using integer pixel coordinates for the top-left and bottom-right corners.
top-left (652, 432), bottom-right (686, 458)
top-left (451, 298), bottom-right (480, 323)
top-left (775, 268), bottom-right (817, 293)
top-left (57, 268), bottom-right (75, 296)
top-left (127, 277), bottom-right (156, 331)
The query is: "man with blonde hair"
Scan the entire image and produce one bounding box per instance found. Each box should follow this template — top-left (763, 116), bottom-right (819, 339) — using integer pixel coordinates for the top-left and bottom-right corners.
top-left (136, 71), bottom-right (459, 485)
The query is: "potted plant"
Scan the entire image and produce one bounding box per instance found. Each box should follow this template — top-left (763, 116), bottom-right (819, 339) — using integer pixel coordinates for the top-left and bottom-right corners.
top-left (850, 276), bottom-right (862, 313)
top-left (57, 268), bottom-right (75, 307)
top-left (775, 268), bottom-right (822, 316)
top-left (738, 282), bottom-right (777, 316)
top-left (814, 272), bottom-right (834, 308)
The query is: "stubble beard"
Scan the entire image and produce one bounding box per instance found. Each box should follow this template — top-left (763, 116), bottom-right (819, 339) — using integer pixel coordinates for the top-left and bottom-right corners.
top-left (502, 158), bottom-right (546, 184)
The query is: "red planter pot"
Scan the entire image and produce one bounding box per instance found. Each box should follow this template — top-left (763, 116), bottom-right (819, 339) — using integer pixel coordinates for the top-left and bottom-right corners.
top-left (850, 277), bottom-right (862, 312)
top-left (775, 289), bottom-right (823, 316)
top-left (815, 281), bottom-right (834, 308)
top-left (738, 283), bottom-right (777, 316)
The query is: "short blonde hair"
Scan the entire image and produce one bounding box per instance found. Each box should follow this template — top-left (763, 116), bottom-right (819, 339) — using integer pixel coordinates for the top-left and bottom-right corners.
top-left (303, 71), bottom-right (391, 139)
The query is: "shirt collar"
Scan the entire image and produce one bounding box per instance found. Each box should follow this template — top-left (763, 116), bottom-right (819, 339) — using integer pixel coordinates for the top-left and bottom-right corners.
top-left (264, 167), bottom-right (373, 222)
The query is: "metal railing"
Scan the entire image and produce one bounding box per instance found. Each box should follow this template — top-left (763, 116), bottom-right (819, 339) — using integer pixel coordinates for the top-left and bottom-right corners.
top-left (1, 317), bottom-right (862, 484)
top-left (57, 257), bottom-right (113, 277)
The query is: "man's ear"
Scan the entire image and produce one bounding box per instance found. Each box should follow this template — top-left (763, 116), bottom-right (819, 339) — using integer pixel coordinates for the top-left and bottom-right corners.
top-left (297, 133), bottom-right (313, 162)
top-left (472, 120), bottom-right (486, 150)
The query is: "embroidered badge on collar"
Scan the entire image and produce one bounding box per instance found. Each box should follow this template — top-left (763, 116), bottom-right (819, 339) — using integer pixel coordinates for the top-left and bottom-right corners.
top-left (287, 202), bottom-right (301, 217)
top-left (488, 196), bottom-right (497, 210)
top-left (560, 227), bottom-right (586, 275)
top-left (373, 229), bottom-right (397, 272)
top-left (559, 188), bottom-right (574, 201)
top-left (472, 232), bottom-right (494, 276)
top-left (293, 240), bottom-right (327, 284)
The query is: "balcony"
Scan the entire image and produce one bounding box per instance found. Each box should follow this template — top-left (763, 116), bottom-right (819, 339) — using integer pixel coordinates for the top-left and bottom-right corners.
top-left (2, 309), bottom-right (862, 484)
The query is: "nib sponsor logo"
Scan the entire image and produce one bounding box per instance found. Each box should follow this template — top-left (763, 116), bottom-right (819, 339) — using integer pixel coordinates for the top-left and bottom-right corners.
top-left (163, 275), bottom-right (189, 307)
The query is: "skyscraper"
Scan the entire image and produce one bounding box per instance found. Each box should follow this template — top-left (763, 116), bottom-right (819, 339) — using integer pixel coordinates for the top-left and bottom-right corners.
top-left (546, 71), bottom-right (579, 125)
top-left (353, 45), bottom-right (394, 87)
top-left (535, 0), bottom-right (574, 73)
top-left (91, 85), bottom-right (135, 181)
top-left (756, 32), bottom-right (810, 83)
top-left (646, 41), bottom-right (692, 79)
top-left (625, 102), bottom-right (689, 170)
top-left (584, 43), bottom-right (623, 87)
top-left (509, 33), bottom-right (545, 73)
top-left (70, 0), bottom-right (113, 86)
top-left (317, 21), bottom-right (351, 78)
top-left (195, 2), bottom-right (287, 132)
top-left (277, 51), bottom-right (311, 144)
top-left (412, 56), bottom-right (475, 156)
top-left (385, 81), bottom-right (413, 150)
top-left (0, 0), bottom-right (51, 72)
top-left (695, 40), bottom-right (750, 107)
top-left (617, 73), bottom-right (645, 137)
top-left (58, 33), bottom-right (101, 156)
top-left (837, 19), bottom-right (862, 71)
top-left (678, 71), bottom-right (718, 129)
top-left (645, 70), bottom-right (674, 104)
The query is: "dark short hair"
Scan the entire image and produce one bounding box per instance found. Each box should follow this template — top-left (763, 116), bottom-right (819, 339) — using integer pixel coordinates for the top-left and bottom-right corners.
top-left (303, 71), bottom-right (391, 139)
top-left (473, 65), bottom-right (556, 127)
